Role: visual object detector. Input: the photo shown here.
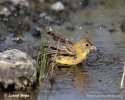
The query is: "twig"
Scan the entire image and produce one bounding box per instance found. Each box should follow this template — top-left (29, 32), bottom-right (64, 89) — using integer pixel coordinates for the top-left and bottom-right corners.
top-left (120, 62), bottom-right (125, 89)
top-left (49, 40), bottom-right (60, 77)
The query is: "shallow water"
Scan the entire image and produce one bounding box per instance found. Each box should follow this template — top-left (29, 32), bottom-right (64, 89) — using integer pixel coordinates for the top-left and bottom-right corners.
top-left (0, 0), bottom-right (125, 100)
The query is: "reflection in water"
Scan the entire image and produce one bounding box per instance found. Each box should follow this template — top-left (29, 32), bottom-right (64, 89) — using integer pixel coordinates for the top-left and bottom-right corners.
top-left (120, 90), bottom-right (125, 100)
top-left (37, 65), bottom-right (90, 100)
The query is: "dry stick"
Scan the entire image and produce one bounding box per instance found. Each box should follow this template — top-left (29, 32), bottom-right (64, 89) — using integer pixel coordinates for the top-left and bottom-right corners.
top-left (120, 63), bottom-right (125, 89)
top-left (44, 65), bottom-right (52, 80)
top-left (50, 40), bottom-right (60, 77)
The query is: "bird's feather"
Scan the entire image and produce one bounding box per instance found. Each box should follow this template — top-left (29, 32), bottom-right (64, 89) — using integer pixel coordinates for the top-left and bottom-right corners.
top-left (43, 45), bottom-right (76, 57)
top-left (45, 32), bottom-right (76, 56)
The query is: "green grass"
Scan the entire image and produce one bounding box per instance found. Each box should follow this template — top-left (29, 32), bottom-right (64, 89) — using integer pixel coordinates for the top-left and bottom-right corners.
top-left (37, 32), bottom-right (50, 82)
top-left (37, 31), bottom-right (58, 84)
top-left (40, 54), bottom-right (46, 81)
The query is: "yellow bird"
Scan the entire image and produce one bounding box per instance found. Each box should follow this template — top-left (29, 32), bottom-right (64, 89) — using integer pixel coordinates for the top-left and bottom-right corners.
top-left (45, 32), bottom-right (96, 66)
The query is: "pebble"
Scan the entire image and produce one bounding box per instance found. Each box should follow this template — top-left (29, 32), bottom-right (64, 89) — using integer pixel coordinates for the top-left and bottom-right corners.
top-left (50, 1), bottom-right (65, 11)
top-left (121, 20), bottom-right (125, 33)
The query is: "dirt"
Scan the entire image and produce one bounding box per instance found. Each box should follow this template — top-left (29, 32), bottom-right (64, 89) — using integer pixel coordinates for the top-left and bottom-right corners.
top-left (0, 0), bottom-right (125, 100)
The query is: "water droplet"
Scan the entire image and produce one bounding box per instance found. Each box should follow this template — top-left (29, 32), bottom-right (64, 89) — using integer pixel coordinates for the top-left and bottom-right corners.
top-left (48, 27), bottom-right (53, 31)
top-left (18, 21), bottom-right (22, 25)
top-left (76, 25), bottom-right (82, 30)
top-left (14, 13), bottom-right (18, 16)
top-left (79, 2), bottom-right (82, 5)
top-left (66, 39), bottom-right (69, 41)
top-left (71, 38), bottom-right (73, 41)
top-left (2, 18), bottom-right (8, 22)
top-left (23, 7), bottom-right (26, 10)
top-left (13, 37), bottom-right (23, 43)
top-left (99, 26), bottom-right (102, 29)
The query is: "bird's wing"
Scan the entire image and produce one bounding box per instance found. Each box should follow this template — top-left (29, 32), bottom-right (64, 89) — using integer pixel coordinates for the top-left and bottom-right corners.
top-left (46, 31), bottom-right (73, 45)
top-left (45, 31), bottom-right (76, 56)
top-left (43, 45), bottom-right (76, 57)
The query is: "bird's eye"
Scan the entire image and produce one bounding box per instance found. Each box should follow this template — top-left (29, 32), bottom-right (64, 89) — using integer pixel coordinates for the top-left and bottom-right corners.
top-left (86, 43), bottom-right (89, 46)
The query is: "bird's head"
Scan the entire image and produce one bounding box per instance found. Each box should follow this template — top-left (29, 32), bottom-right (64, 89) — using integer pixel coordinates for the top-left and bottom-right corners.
top-left (74, 39), bottom-right (97, 54)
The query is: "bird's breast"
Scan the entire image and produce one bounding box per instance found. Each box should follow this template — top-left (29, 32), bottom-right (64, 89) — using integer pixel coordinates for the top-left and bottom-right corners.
top-left (54, 52), bottom-right (88, 65)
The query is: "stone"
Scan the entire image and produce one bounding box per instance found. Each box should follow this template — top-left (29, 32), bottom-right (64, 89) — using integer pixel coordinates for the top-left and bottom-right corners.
top-left (121, 20), bottom-right (125, 33)
top-left (0, 5), bottom-right (11, 16)
top-left (50, 1), bottom-right (65, 11)
top-left (0, 49), bottom-right (37, 90)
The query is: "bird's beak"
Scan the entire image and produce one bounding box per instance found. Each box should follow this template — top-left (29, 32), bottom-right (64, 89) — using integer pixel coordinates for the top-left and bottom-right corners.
top-left (90, 46), bottom-right (97, 51)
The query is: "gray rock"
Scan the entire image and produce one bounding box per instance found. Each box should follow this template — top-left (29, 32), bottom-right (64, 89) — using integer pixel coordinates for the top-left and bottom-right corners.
top-left (0, 49), bottom-right (37, 90)
top-left (0, 0), bottom-right (29, 7)
top-left (50, 1), bottom-right (65, 11)
top-left (0, 5), bottom-right (11, 16)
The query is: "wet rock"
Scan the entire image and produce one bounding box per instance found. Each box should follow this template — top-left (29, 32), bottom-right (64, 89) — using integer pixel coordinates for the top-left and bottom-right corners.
top-left (0, 5), bottom-right (11, 16)
top-left (63, 0), bottom-right (89, 11)
top-left (0, 49), bottom-right (37, 90)
top-left (107, 24), bottom-right (117, 33)
top-left (50, 1), bottom-right (65, 11)
top-left (84, 22), bottom-right (93, 26)
top-left (108, 28), bottom-right (116, 33)
top-left (121, 20), bottom-right (125, 33)
top-left (66, 26), bottom-right (75, 31)
top-left (0, 33), bottom-right (6, 44)
top-left (6, 16), bottom-right (31, 42)
top-left (65, 23), bottom-right (75, 31)
top-left (0, 37), bottom-right (6, 44)
top-left (32, 27), bottom-right (41, 37)
top-left (8, 0), bottom-right (29, 7)
top-left (12, 37), bottom-right (23, 43)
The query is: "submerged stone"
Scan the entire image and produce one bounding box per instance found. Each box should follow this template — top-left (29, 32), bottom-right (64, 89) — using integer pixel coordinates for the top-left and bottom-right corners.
top-left (0, 49), bottom-right (37, 91)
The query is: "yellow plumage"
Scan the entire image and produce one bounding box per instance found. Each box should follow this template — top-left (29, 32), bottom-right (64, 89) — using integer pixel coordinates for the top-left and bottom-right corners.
top-left (55, 52), bottom-right (88, 65)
